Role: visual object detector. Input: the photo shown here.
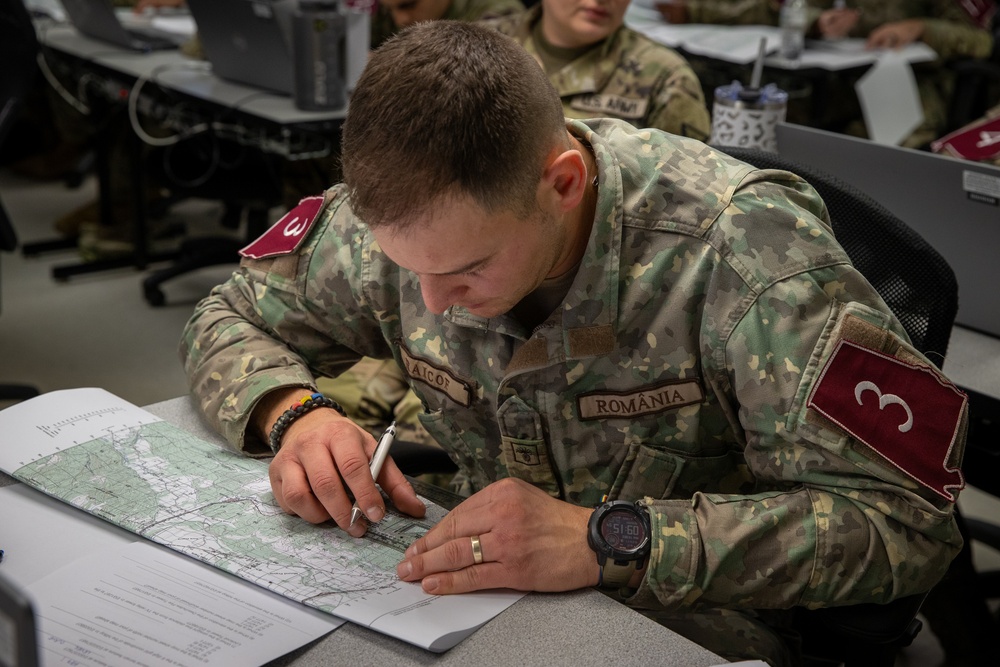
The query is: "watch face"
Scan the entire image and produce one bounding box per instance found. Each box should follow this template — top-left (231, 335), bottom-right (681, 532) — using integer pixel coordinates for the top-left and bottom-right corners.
top-left (600, 510), bottom-right (646, 552)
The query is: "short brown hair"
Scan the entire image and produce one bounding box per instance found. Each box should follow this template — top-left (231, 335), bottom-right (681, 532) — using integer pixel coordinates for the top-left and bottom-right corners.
top-left (341, 21), bottom-right (566, 228)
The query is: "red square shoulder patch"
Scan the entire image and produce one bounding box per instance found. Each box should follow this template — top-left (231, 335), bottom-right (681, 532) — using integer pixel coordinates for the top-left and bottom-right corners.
top-left (808, 340), bottom-right (966, 501)
top-left (239, 196), bottom-right (325, 260)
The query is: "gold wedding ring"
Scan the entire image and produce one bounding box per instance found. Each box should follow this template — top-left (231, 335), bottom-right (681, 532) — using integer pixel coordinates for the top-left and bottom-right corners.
top-left (470, 535), bottom-right (484, 565)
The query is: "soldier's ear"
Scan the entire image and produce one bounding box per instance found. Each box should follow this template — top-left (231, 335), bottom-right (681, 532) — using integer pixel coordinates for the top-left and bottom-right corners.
top-left (538, 145), bottom-right (589, 215)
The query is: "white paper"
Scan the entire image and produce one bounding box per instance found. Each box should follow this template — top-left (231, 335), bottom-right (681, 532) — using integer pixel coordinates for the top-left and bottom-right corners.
top-left (27, 542), bottom-right (339, 667)
top-left (624, 6), bottom-right (939, 70)
top-left (149, 16), bottom-right (198, 38)
top-left (0, 388), bottom-right (524, 653)
top-left (625, 7), bottom-right (783, 65)
top-left (0, 484), bottom-right (136, 587)
top-left (855, 51), bottom-right (924, 146)
top-left (800, 38), bottom-right (938, 69)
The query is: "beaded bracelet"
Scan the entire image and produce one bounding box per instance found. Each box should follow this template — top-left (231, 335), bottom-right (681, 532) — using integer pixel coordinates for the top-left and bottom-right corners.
top-left (268, 392), bottom-right (345, 454)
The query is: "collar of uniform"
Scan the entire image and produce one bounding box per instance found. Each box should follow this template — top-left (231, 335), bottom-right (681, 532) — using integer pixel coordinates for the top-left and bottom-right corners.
top-left (517, 5), bottom-right (622, 97)
top-left (443, 120), bottom-right (622, 360)
top-left (561, 119), bottom-right (622, 354)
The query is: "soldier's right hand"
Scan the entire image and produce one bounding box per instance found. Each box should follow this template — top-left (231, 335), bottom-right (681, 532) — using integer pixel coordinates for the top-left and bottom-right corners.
top-left (260, 391), bottom-right (425, 536)
top-left (817, 9), bottom-right (860, 40)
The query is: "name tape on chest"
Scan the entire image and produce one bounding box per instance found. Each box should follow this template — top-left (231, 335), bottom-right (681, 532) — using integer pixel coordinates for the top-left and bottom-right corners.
top-left (239, 196), bottom-right (325, 260)
top-left (399, 347), bottom-right (473, 407)
top-left (808, 340), bottom-right (966, 501)
top-left (577, 380), bottom-right (704, 421)
top-left (570, 94), bottom-right (649, 121)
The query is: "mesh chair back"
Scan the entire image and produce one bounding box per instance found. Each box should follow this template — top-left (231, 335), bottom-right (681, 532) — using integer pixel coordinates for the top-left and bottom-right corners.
top-left (713, 145), bottom-right (958, 369)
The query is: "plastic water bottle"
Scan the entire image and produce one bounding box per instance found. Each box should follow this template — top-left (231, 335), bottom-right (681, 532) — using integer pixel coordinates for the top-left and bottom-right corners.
top-left (292, 1), bottom-right (347, 111)
top-left (779, 0), bottom-right (808, 60)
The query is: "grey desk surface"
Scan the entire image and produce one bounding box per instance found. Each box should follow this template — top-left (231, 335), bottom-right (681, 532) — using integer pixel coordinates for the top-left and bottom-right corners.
top-left (0, 395), bottom-right (725, 667)
top-left (35, 23), bottom-right (346, 125)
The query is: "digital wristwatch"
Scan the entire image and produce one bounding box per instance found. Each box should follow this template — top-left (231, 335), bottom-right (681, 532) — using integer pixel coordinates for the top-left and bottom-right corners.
top-left (587, 499), bottom-right (651, 589)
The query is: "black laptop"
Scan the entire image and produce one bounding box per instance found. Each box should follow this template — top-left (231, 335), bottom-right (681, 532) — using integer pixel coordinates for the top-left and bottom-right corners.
top-left (185, 0), bottom-right (296, 94)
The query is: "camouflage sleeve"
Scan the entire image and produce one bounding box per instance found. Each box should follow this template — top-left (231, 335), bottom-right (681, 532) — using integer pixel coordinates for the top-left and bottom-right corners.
top-left (922, 0), bottom-right (994, 61)
top-left (645, 63), bottom-right (711, 140)
top-left (625, 173), bottom-right (965, 611)
top-left (179, 187), bottom-right (392, 456)
top-left (684, 0), bottom-right (781, 25)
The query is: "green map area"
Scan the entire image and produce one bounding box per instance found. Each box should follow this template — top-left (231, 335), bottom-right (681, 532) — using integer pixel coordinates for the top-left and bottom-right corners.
top-left (15, 421), bottom-right (445, 614)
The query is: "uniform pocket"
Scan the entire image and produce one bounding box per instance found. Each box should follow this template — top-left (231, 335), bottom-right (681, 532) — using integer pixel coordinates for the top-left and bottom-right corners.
top-left (496, 396), bottom-right (561, 498)
top-left (609, 443), bottom-right (752, 501)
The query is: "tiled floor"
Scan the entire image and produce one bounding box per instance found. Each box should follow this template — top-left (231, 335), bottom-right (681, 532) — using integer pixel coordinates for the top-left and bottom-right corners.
top-left (2, 168), bottom-right (998, 665)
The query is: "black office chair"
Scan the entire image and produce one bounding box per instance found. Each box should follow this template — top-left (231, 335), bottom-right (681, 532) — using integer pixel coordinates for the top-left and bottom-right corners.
top-left (140, 134), bottom-right (285, 306)
top-left (1, 0), bottom-right (42, 402)
top-left (713, 145), bottom-right (960, 666)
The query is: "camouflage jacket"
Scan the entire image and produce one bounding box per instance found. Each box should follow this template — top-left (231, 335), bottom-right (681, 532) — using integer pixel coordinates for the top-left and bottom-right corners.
top-left (181, 118), bottom-right (965, 612)
top-left (370, 0), bottom-right (524, 49)
top-left (481, 7), bottom-right (710, 140)
top-left (683, 0), bottom-right (782, 25)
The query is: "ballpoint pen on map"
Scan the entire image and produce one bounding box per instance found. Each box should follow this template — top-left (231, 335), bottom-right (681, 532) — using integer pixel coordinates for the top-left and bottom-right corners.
top-left (349, 421), bottom-right (397, 527)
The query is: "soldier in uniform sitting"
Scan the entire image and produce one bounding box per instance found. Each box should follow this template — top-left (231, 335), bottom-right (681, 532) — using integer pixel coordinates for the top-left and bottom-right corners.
top-left (480, 0), bottom-right (711, 139)
top-left (181, 23), bottom-right (968, 664)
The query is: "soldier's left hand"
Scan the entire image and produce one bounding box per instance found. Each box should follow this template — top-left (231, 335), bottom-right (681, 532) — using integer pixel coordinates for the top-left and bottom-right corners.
top-left (866, 20), bottom-right (925, 50)
top-left (396, 478), bottom-right (598, 594)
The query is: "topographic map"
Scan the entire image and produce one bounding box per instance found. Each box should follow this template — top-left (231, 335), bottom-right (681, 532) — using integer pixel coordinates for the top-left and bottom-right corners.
top-left (0, 388), bottom-right (521, 651)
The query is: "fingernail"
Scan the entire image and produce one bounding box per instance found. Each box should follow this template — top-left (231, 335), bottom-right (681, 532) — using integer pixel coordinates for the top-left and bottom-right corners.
top-left (366, 506), bottom-right (384, 523)
top-left (398, 561), bottom-right (412, 578)
top-left (423, 577), bottom-right (439, 593)
top-left (404, 544), bottom-right (417, 558)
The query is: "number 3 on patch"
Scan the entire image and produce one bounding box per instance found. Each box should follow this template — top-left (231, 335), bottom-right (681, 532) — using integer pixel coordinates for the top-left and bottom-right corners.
top-left (809, 340), bottom-right (967, 502)
top-left (854, 381), bottom-right (913, 433)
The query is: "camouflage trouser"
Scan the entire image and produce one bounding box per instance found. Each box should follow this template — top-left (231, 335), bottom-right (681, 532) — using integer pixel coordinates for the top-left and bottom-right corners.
top-left (316, 358), bottom-right (433, 448)
top-left (640, 607), bottom-right (798, 667)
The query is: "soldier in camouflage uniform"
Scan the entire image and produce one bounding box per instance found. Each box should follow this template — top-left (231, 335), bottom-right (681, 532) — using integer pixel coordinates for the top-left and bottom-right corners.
top-left (480, 1), bottom-right (711, 139)
top-left (320, 0), bottom-right (526, 459)
top-left (370, 0), bottom-right (524, 48)
top-left (181, 23), bottom-right (968, 664)
top-left (333, 0), bottom-right (710, 451)
top-left (810, 0), bottom-right (994, 147)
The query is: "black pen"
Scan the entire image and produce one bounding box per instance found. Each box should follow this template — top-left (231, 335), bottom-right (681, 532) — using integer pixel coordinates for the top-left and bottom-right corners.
top-left (349, 421), bottom-right (397, 527)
